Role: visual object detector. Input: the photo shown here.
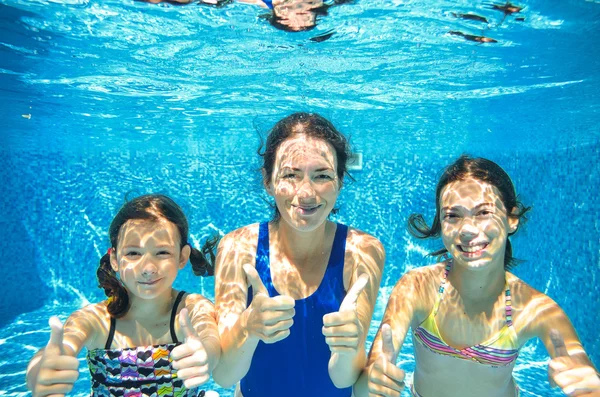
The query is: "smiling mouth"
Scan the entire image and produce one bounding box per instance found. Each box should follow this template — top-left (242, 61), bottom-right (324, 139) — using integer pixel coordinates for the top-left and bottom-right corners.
top-left (292, 204), bottom-right (321, 215)
top-left (458, 243), bottom-right (488, 254)
top-left (138, 279), bottom-right (162, 285)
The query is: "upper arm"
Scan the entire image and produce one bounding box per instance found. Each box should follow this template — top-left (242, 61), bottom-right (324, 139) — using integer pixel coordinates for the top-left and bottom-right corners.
top-left (185, 293), bottom-right (219, 341)
top-left (513, 282), bottom-right (593, 366)
top-left (344, 229), bottom-right (386, 342)
top-left (367, 269), bottom-right (429, 366)
top-left (214, 225), bottom-right (258, 335)
top-left (521, 290), bottom-right (595, 368)
top-left (62, 305), bottom-right (104, 356)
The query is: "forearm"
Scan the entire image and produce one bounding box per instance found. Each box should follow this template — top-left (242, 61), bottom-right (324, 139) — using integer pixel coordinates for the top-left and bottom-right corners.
top-left (352, 366), bottom-right (371, 397)
top-left (212, 312), bottom-right (260, 388)
top-left (328, 349), bottom-right (366, 388)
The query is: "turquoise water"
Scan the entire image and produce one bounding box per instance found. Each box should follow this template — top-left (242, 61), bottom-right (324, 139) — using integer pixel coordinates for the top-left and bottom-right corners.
top-left (1, 0), bottom-right (599, 395)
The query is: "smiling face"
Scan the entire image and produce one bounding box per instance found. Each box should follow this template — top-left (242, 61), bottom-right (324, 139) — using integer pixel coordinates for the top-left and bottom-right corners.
top-left (439, 178), bottom-right (518, 271)
top-left (266, 135), bottom-right (340, 232)
top-left (110, 219), bottom-right (190, 300)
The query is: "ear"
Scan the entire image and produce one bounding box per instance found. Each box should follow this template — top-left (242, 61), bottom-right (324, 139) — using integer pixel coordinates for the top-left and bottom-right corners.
top-left (262, 168), bottom-right (274, 197)
top-left (508, 208), bottom-right (519, 233)
top-left (110, 250), bottom-right (119, 272)
top-left (179, 245), bottom-right (191, 269)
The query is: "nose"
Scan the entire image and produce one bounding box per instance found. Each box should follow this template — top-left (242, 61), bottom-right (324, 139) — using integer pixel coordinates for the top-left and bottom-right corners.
top-left (141, 256), bottom-right (158, 277)
top-left (296, 176), bottom-right (316, 199)
top-left (459, 217), bottom-right (479, 239)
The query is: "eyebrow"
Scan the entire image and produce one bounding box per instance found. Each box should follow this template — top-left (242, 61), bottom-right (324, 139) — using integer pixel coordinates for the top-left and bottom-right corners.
top-left (441, 202), bottom-right (495, 211)
top-left (280, 167), bottom-right (334, 172)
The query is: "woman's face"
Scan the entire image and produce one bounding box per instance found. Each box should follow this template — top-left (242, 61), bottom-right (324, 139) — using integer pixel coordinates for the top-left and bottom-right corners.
top-left (439, 178), bottom-right (518, 271)
top-left (267, 135), bottom-right (340, 232)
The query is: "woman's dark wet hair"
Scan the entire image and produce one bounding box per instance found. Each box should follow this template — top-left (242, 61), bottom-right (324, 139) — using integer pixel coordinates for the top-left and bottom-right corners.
top-left (407, 155), bottom-right (531, 270)
top-left (97, 194), bottom-right (219, 318)
top-left (258, 112), bottom-right (353, 221)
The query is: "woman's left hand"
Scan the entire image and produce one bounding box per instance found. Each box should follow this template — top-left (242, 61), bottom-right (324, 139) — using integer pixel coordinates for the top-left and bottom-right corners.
top-left (322, 274), bottom-right (369, 356)
top-left (172, 308), bottom-right (211, 389)
top-left (548, 330), bottom-right (600, 396)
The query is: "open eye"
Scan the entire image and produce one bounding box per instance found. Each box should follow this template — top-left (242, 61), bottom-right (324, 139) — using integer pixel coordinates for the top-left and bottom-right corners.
top-left (157, 250), bottom-right (172, 256)
top-left (315, 174), bottom-right (333, 180)
top-left (442, 213), bottom-right (459, 221)
top-left (124, 250), bottom-right (141, 258)
top-left (476, 210), bottom-right (493, 217)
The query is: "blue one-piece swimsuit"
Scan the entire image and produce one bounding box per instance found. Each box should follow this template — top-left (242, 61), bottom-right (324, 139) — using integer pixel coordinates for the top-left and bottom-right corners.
top-left (240, 222), bottom-right (352, 397)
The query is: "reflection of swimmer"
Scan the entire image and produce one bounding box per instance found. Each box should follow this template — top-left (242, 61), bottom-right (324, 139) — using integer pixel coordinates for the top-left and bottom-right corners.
top-left (256, 0), bottom-right (350, 32)
top-left (140, 0), bottom-right (232, 7)
top-left (490, 2), bottom-right (522, 15)
top-left (354, 155), bottom-right (600, 397)
top-left (451, 12), bottom-right (488, 24)
top-left (449, 30), bottom-right (497, 43)
top-left (212, 112), bottom-right (385, 397)
top-left (26, 195), bottom-right (221, 395)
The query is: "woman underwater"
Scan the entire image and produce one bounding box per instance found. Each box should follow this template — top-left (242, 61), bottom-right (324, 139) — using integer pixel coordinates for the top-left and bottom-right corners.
top-left (355, 155), bottom-right (600, 397)
top-left (212, 112), bottom-right (385, 396)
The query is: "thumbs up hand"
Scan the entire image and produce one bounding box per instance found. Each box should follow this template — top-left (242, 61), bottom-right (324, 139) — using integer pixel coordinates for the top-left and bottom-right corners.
top-left (242, 264), bottom-right (295, 344)
top-left (367, 324), bottom-right (405, 397)
top-left (171, 308), bottom-right (211, 389)
top-left (322, 274), bottom-right (369, 355)
top-left (548, 329), bottom-right (600, 396)
top-left (33, 317), bottom-right (79, 397)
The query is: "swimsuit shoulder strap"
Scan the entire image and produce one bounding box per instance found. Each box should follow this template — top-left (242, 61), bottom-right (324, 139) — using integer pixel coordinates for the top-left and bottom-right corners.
top-left (327, 223), bottom-right (348, 270)
top-left (170, 290), bottom-right (187, 344)
top-left (105, 315), bottom-right (116, 349)
top-left (432, 261), bottom-right (452, 315)
top-left (504, 283), bottom-right (513, 327)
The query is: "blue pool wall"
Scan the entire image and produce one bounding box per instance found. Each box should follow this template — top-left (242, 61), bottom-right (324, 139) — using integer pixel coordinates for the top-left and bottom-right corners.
top-left (1, 140), bottom-right (598, 366)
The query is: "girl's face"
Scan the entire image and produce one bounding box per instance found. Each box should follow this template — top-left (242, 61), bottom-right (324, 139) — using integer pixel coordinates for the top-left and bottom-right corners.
top-left (439, 178), bottom-right (518, 271)
top-left (110, 219), bottom-right (190, 300)
top-left (267, 135), bottom-right (340, 232)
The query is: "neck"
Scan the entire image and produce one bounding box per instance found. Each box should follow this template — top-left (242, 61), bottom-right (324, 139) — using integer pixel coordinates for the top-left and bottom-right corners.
top-left (273, 220), bottom-right (330, 266)
top-left (448, 259), bottom-right (506, 303)
top-left (126, 289), bottom-right (174, 321)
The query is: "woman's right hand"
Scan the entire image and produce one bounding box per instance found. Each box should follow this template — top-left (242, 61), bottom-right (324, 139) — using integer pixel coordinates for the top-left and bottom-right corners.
top-left (367, 324), bottom-right (405, 397)
top-left (242, 264), bottom-right (295, 343)
top-left (32, 317), bottom-right (79, 397)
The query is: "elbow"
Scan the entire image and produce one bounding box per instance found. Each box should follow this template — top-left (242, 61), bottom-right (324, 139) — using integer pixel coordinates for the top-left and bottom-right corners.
top-left (211, 367), bottom-right (237, 389)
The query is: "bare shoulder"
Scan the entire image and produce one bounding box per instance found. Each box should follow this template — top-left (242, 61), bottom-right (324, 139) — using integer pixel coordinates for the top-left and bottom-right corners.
top-left (506, 273), bottom-right (563, 339)
top-left (346, 226), bottom-right (385, 256)
top-left (392, 263), bottom-right (442, 294)
top-left (184, 292), bottom-right (216, 316)
top-left (388, 264), bottom-right (443, 308)
top-left (217, 223), bottom-right (260, 269)
top-left (221, 223), bottom-right (260, 245)
top-left (63, 302), bottom-right (111, 353)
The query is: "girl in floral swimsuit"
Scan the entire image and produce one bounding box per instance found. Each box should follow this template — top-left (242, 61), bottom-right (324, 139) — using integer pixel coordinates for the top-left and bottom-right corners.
top-left (26, 194), bottom-right (221, 396)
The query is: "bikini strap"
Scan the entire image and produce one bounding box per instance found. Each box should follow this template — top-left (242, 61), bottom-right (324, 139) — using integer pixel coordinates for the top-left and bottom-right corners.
top-left (105, 316), bottom-right (116, 349)
top-left (505, 283), bottom-right (513, 327)
top-left (170, 290), bottom-right (187, 344)
top-left (432, 261), bottom-right (452, 315)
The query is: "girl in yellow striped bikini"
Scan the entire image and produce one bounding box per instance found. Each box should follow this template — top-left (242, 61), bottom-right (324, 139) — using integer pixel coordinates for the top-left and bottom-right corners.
top-left (354, 155), bottom-right (600, 397)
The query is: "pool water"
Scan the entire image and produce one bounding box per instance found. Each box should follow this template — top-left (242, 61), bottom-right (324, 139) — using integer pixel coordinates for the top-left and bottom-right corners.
top-left (1, 0), bottom-right (598, 395)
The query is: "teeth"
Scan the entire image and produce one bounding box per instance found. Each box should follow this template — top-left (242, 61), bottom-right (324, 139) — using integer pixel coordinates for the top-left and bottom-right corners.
top-left (461, 244), bottom-right (486, 253)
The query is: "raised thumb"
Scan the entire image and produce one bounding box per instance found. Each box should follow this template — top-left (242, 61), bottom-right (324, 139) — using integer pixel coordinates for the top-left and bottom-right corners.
top-left (46, 316), bottom-right (65, 355)
top-left (243, 264), bottom-right (268, 297)
top-left (381, 323), bottom-right (397, 363)
top-left (339, 274), bottom-right (369, 312)
top-left (178, 308), bottom-right (198, 342)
